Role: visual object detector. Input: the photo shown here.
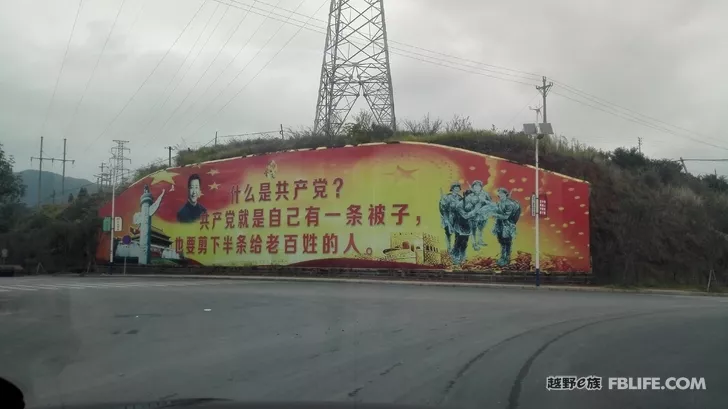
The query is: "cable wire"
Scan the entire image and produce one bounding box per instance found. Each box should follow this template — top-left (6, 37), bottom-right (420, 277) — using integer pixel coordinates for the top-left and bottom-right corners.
top-left (552, 91), bottom-right (728, 151)
top-left (157, 0), bottom-right (279, 139)
top-left (63, 0), bottom-right (127, 139)
top-left (165, 0), bottom-right (299, 141)
top-left (133, 1), bottom-right (223, 136)
top-left (41, 0), bottom-right (84, 136)
top-left (551, 79), bottom-right (726, 145)
top-left (144, 1), bottom-right (256, 142)
top-left (83, 0), bottom-right (208, 153)
top-left (181, 0), bottom-right (328, 141)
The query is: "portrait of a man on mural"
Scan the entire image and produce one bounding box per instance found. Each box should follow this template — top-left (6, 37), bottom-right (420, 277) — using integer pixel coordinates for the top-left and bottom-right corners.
top-left (176, 174), bottom-right (206, 223)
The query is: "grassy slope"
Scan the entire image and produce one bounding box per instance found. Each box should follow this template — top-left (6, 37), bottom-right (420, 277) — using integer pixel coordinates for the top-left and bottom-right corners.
top-left (132, 130), bottom-right (728, 286)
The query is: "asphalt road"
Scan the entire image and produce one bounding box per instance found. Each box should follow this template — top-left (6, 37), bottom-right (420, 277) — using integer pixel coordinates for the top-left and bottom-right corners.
top-left (1, 276), bottom-right (727, 409)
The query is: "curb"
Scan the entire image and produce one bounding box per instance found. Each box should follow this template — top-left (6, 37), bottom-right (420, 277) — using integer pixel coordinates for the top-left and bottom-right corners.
top-left (68, 273), bottom-right (728, 298)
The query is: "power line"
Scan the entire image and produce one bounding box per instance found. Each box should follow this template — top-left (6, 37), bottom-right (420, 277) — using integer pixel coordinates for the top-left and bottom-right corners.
top-left (153, 0), bottom-right (280, 143)
top-left (83, 0), bottom-right (208, 153)
top-left (41, 0), bottom-right (84, 136)
top-left (133, 1), bottom-right (223, 137)
top-left (205, 0), bottom-right (540, 86)
top-left (551, 90), bottom-right (728, 151)
top-left (170, 0), bottom-right (306, 142)
top-left (551, 79), bottom-right (726, 145)
top-left (63, 0), bottom-right (128, 139)
top-left (181, 0), bottom-right (327, 141)
top-left (144, 1), bottom-right (254, 142)
top-left (215, 0), bottom-right (541, 81)
top-left (506, 94), bottom-right (540, 129)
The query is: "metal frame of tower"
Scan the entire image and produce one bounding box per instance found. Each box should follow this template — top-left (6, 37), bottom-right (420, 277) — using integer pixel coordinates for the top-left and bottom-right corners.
top-left (314, 0), bottom-right (396, 138)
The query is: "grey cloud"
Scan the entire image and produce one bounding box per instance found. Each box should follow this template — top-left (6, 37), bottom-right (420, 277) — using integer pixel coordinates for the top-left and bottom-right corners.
top-left (1, 0), bottom-right (727, 180)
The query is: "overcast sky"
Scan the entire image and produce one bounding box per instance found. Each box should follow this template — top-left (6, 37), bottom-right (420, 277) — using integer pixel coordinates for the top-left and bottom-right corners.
top-left (1, 0), bottom-right (727, 182)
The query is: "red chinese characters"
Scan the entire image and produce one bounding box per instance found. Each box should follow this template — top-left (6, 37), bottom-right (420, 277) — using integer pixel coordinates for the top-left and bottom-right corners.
top-left (293, 180), bottom-right (307, 200)
top-left (250, 234), bottom-right (262, 254)
top-left (198, 236), bottom-right (208, 254)
top-left (305, 206), bottom-right (320, 227)
top-left (266, 234), bottom-right (279, 254)
top-left (312, 178), bottom-right (327, 199)
top-left (269, 208), bottom-right (281, 227)
top-left (346, 205), bottom-right (362, 226)
top-left (225, 210), bottom-right (235, 229)
top-left (391, 204), bottom-right (410, 225)
top-left (323, 233), bottom-right (338, 254)
top-left (223, 235), bottom-right (233, 254)
top-left (259, 183), bottom-right (271, 202)
top-left (303, 233), bottom-right (317, 253)
top-left (275, 180), bottom-right (289, 201)
top-left (238, 209), bottom-right (249, 228)
top-left (287, 207), bottom-right (300, 227)
top-left (284, 234), bottom-right (297, 254)
top-left (252, 209), bottom-right (265, 228)
top-left (368, 204), bottom-right (385, 226)
top-left (186, 236), bottom-right (195, 254)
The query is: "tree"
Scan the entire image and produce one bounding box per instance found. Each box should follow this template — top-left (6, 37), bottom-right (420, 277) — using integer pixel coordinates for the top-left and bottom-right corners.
top-left (0, 143), bottom-right (26, 233)
top-left (0, 143), bottom-right (25, 206)
top-left (77, 187), bottom-right (89, 201)
top-left (609, 147), bottom-right (649, 170)
top-left (445, 114), bottom-right (473, 133)
top-left (403, 113), bottom-right (442, 135)
top-left (700, 173), bottom-right (728, 193)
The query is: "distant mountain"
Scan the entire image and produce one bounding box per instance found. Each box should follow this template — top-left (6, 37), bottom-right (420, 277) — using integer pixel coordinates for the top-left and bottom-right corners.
top-left (15, 169), bottom-right (98, 207)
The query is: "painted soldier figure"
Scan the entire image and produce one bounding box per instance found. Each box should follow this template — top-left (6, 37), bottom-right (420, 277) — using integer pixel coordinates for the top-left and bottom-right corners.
top-left (492, 188), bottom-right (521, 267)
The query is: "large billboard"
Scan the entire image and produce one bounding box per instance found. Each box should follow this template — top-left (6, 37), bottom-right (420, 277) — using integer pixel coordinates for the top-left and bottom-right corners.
top-left (97, 142), bottom-right (590, 272)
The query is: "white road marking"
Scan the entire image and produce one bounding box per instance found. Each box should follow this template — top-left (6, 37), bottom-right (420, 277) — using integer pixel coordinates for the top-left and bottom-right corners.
top-left (0, 279), bottom-right (228, 292)
top-left (0, 285), bottom-right (37, 291)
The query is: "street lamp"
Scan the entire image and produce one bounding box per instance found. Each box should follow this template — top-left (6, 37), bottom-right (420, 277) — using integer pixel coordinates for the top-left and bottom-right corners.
top-left (523, 122), bottom-right (553, 287)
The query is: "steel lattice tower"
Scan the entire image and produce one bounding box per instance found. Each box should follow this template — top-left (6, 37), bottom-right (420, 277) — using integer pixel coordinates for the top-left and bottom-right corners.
top-left (314, 0), bottom-right (396, 137)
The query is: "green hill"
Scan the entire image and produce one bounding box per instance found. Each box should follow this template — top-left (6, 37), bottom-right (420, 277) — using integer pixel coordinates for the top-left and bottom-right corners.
top-left (15, 169), bottom-right (97, 207)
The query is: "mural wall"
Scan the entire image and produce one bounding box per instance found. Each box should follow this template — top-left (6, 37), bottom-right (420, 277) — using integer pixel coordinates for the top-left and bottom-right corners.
top-left (97, 142), bottom-right (591, 272)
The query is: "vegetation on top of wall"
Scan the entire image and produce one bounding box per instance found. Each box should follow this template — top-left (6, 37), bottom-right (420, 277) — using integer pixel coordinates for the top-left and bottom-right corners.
top-left (126, 112), bottom-right (728, 288)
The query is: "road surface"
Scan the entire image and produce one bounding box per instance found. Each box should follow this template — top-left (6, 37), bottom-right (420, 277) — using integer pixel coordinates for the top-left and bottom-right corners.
top-left (1, 276), bottom-right (727, 409)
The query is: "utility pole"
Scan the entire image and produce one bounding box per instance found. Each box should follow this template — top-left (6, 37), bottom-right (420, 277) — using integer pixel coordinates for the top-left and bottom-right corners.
top-left (280, 124), bottom-right (284, 139)
top-left (536, 76), bottom-right (554, 123)
top-left (164, 146), bottom-right (175, 167)
top-left (638, 137), bottom-right (643, 154)
top-left (60, 138), bottom-right (75, 196)
top-left (31, 136), bottom-right (72, 207)
top-left (679, 157), bottom-right (688, 173)
top-left (31, 136), bottom-right (45, 207)
top-left (214, 131), bottom-right (218, 147)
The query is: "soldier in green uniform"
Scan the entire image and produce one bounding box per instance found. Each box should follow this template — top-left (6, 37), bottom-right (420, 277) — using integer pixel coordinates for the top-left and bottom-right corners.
top-left (492, 188), bottom-right (521, 267)
top-left (464, 180), bottom-right (495, 251)
top-left (439, 183), bottom-right (462, 252)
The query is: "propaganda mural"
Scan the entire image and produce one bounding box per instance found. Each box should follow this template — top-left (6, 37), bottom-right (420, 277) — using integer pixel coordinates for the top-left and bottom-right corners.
top-left (97, 142), bottom-right (591, 272)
